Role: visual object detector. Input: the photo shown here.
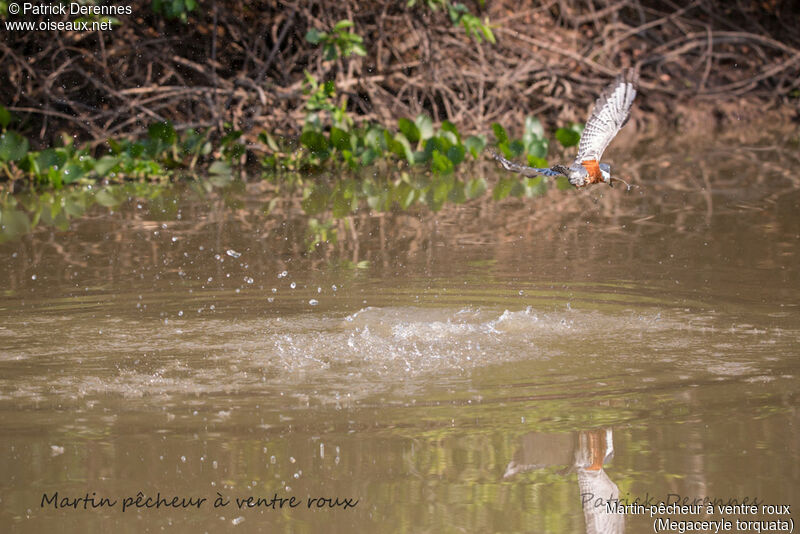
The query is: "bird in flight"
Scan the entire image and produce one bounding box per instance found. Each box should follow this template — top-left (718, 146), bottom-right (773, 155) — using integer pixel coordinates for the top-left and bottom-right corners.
top-left (491, 69), bottom-right (638, 188)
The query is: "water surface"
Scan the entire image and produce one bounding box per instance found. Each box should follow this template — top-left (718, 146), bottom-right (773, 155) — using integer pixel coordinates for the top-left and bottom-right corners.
top-left (1, 131), bottom-right (799, 532)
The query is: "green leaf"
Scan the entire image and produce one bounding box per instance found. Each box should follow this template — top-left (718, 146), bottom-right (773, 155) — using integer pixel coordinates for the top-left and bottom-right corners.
top-left (323, 43), bottom-right (338, 61)
top-left (343, 32), bottom-right (364, 43)
top-left (329, 127), bottom-right (351, 152)
top-left (440, 121), bottom-right (461, 143)
top-left (94, 156), bottom-right (120, 177)
top-left (107, 138), bottom-right (124, 154)
top-left (221, 129), bottom-right (243, 146)
top-left (509, 139), bottom-right (525, 157)
top-left (300, 130), bottom-right (330, 154)
top-left (414, 114), bottom-right (434, 140)
top-left (524, 116), bottom-right (544, 138)
top-left (258, 131), bottom-right (280, 151)
top-left (526, 154), bottom-right (548, 168)
top-left (0, 131), bottom-right (29, 162)
top-left (342, 149), bottom-right (358, 170)
top-left (412, 149), bottom-right (429, 164)
top-left (61, 162), bottom-right (84, 184)
top-left (305, 29), bottom-right (324, 44)
top-left (0, 105), bottom-right (10, 129)
top-left (464, 135), bottom-right (486, 159)
top-left (148, 121), bottom-right (177, 145)
top-left (388, 132), bottom-right (414, 164)
top-left (481, 25), bottom-right (496, 44)
top-left (446, 144), bottom-right (466, 166)
top-left (364, 126), bottom-right (386, 151)
top-left (33, 149), bottom-right (65, 175)
top-left (397, 118), bottom-right (420, 145)
top-left (438, 130), bottom-right (459, 147)
top-left (333, 20), bottom-right (354, 31)
top-left (527, 138), bottom-right (548, 159)
top-left (491, 123), bottom-right (508, 145)
top-left (208, 161), bottom-right (232, 177)
top-left (426, 134), bottom-right (454, 157)
top-left (361, 147), bottom-right (379, 165)
top-left (555, 127), bottom-right (581, 148)
top-left (431, 149), bottom-right (454, 174)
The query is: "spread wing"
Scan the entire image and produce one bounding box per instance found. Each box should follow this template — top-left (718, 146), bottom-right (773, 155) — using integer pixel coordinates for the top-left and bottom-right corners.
top-left (490, 151), bottom-right (563, 177)
top-left (575, 69), bottom-right (638, 163)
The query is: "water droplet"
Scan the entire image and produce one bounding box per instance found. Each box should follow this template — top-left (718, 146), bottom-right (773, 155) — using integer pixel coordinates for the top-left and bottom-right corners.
top-left (309, 299), bottom-right (319, 306)
top-left (244, 276), bottom-right (254, 284)
top-left (31, 274), bottom-right (37, 280)
top-left (278, 271), bottom-right (288, 278)
top-left (290, 282), bottom-right (296, 289)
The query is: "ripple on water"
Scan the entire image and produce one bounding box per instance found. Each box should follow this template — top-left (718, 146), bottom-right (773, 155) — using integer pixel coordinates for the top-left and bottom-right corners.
top-left (1, 303), bottom-right (793, 410)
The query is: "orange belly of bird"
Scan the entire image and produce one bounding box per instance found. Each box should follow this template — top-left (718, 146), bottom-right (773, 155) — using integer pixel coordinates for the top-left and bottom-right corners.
top-left (580, 160), bottom-right (603, 184)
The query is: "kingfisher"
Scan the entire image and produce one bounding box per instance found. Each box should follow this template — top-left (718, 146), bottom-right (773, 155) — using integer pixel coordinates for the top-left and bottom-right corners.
top-left (491, 69), bottom-right (638, 188)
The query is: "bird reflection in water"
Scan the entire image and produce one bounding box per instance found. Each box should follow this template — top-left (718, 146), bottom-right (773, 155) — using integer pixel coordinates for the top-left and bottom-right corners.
top-left (504, 428), bottom-right (624, 534)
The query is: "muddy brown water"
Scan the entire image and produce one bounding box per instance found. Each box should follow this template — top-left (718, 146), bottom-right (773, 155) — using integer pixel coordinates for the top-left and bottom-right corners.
top-left (1, 133), bottom-right (799, 532)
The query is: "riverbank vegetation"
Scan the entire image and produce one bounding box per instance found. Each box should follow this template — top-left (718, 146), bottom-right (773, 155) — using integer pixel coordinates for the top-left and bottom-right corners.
top-left (2, 0), bottom-right (799, 190)
top-left (2, 0), bottom-right (799, 243)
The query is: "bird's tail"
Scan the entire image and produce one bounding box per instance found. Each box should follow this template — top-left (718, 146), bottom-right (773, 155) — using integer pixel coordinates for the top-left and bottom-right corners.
top-left (489, 151), bottom-right (563, 178)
